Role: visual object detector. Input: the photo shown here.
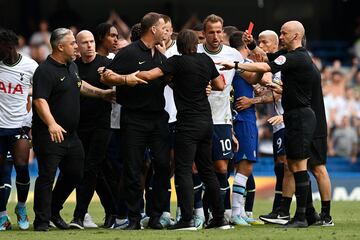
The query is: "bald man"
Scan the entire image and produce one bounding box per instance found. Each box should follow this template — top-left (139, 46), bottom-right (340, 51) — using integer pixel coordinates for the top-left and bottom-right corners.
top-left (63, 30), bottom-right (114, 229)
top-left (257, 30), bottom-right (333, 227)
top-left (219, 21), bottom-right (320, 228)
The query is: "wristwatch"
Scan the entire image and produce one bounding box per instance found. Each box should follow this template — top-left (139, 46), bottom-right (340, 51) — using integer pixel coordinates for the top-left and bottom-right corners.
top-left (234, 61), bottom-right (239, 70)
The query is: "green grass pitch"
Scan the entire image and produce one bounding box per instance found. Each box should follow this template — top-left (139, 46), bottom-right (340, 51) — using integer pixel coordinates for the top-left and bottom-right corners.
top-left (1, 200), bottom-right (359, 240)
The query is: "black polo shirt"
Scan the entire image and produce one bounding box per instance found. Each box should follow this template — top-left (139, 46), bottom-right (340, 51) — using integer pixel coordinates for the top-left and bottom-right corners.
top-left (32, 55), bottom-right (82, 133)
top-left (267, 47), bottom-right (314, 112)
top-left (158, 53), bottom-right (219, 123)
top-left (107, 40), bottom-right (167, 113)
top-left (75, 54), bottom-right (111, 131)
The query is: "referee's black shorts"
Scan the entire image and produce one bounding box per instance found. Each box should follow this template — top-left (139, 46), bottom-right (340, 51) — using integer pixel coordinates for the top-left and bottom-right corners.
top-left (308, 137), bottom-right (327, 168)
top-left (284, 107), bottom-right (316, 160)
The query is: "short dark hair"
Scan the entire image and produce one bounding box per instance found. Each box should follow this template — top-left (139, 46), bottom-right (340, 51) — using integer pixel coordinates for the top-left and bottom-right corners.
top-left (223, 26), bottom-right (239, 37)
top-left (94, 23), bottom-right (113, 49)
top-left (192, 23), bottom-right (204, 31)
top-left (176, 29), bottom-right (198, 55)
top-left (0, 28), bottom-right (19, 46)
top-left (130, 23), bottom-right (142, 42)
top-left (229, 31), bottom-right (245, 50)
top-left (140, 12), bottom-right (163, 35)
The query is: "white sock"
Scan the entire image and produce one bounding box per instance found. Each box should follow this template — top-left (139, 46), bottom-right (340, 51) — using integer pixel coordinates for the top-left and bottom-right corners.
top-left (232, 173), bottom-right (248, 217)
top-left (245, 211), bottom-right (253, 218)
top-left (161, 211), bottom-right (171, 218)
top-left (224, 209), bottom-right (232, 221)
top-left (193, 208), bottom-right (205, 218)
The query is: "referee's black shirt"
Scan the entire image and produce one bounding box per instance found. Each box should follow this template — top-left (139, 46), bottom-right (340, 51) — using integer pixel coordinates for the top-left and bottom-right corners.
top-left (32, 56), bottom-right (82, 133)
top-left (107, 40), bottom-right (167, 113)
top-left (267, 48), bottom-right (327, 138)
top-left (267, 47), bottom-right (314, 112)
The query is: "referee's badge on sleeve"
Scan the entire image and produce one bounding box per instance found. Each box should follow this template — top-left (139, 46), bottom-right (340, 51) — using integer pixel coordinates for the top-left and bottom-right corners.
top-left (274, 55), bottom-right (286, 65)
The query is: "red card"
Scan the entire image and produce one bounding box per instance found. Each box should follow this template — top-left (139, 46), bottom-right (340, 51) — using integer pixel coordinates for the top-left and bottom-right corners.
top-left (247, 21), bottom-right (254, 35)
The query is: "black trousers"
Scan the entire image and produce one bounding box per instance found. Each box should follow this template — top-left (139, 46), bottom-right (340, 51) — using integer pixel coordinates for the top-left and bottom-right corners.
top-left (121, 110), bottom-right (170, 223)
top-left (73, 128), bottom-right (113, 219)
top-left (33, 131), bottom-right (84, 226)
top-left (174, 120), bottom-right (224, 221)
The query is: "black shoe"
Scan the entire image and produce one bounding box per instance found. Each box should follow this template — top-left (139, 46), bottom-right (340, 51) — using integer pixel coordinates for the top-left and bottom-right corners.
top-left (283, 218), bottom-right (308, 228)
top-left (69, 217), bottom-right (84, 229)
top-left (124, 221), bottom-right (141, 230)
top-left (314, 213), bottom-right (334, 227)
top-left (102, 214), bottom-right (116, 228)
top-left (206, 217), bottom-right (232, 229)
top-left (168, 219), bottom-right (197, 230)
top-left (148, 217), bottom-right (163, 229)
top-left (306, 211), bottom-right (321, 226)
top-left (259, 208), bottom-right (290, 225)
top-left (50, 214), bottom-right (69, 230)
top-left (34, 223), bottom-right (49, 232)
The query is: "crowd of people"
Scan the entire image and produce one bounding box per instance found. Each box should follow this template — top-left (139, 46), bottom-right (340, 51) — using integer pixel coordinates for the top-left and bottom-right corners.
top-left (16, 15), bottom-right (360, 164)
top-left (0, 11), bottom-right (339, 232)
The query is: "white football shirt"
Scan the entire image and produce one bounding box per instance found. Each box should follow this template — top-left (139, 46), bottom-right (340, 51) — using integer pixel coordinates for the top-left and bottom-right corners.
top-left (164, 40), bottom-right (179, 123)
top-left (0, 55), bottom-right (38, 128)
top-left (272, 71), bottom-right (285, 133)
top-left (197, 43), bottom-right (243, 125)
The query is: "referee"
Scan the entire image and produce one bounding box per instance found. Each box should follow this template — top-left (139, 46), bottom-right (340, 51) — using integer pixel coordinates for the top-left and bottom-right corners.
top-left (219, 21), bottom-right (317, 228)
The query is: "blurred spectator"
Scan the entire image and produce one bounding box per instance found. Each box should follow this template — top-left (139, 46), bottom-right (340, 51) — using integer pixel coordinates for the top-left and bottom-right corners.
top-left (107, 10), bottom-right (130, 41)
top-left (330, 115), bottom-right (358, 163)
top-left (17, 35), bottom-right (30, 57)
top-left (29, 20), bottom-right (51, 62)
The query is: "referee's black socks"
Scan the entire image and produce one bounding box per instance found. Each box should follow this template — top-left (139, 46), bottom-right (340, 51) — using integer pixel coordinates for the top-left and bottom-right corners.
top-left (273, 163), bottom-right (284, 211)
top-left (321, 200), bottom-right (331, 217)
top-left (294, 171), bottom-right (310, 221)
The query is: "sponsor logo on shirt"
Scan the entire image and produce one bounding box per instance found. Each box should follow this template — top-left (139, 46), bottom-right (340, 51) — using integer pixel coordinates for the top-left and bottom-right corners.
top-left (0, 81), bottom-right (23, 94)
top-left (274, 55), bottom-right (286, 65)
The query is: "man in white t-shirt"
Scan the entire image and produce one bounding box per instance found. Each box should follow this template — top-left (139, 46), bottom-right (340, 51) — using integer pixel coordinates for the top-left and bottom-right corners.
top-left (0, 28), bottom-right (38, 231)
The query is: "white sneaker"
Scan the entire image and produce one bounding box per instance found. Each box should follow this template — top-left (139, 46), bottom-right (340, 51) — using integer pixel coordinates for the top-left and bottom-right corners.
top-left (140, 213), bottom-right (149, 228)
top-left (83, 213), bottom-right (98, 228)
top-left (113, 218), bottom-right (129, 229)
top-left (194, 215), bottom-right (205, 229)
top-left (160, 212), bottom-right (175, 227)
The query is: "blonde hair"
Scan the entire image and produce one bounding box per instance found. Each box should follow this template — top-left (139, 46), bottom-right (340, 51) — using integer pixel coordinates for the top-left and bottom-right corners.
top-left (203, 14), bottom-right (224, 31)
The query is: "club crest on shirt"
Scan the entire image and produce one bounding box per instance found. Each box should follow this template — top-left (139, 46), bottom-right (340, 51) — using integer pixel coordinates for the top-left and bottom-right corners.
top-left (19, 73), bottom-right (24, 81)
top-left (75, 72), bottom-right (82, 88)
top-left (274, 55), bottom-right (286, 65)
